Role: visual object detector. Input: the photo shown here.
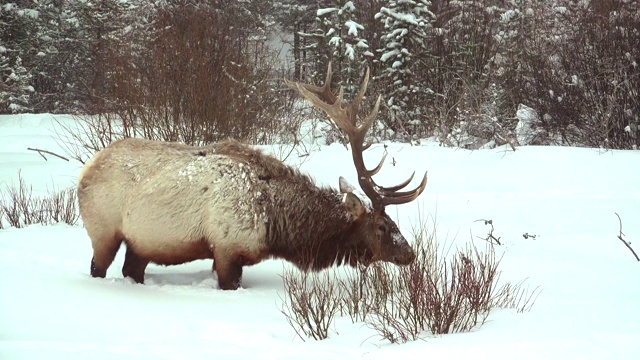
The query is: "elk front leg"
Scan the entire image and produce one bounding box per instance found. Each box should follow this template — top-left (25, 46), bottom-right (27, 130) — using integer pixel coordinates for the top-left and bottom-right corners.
top-left (122, 245), bottom-right (149, 284)
top-left (213, 253), bottom-right (243, 290)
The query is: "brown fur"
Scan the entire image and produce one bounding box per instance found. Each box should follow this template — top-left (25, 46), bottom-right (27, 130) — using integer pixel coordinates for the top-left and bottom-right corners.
top-left (79, 138), bottom-right (415, 290)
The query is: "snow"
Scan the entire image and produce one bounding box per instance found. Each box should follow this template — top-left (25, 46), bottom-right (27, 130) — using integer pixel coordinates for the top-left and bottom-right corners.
top-left (501, 9), bottom-right (519, 23)
top-left (515, 104), bottom-right (540, 145)
top-left (345, 20), bottom-right (362, 37)
top-left (379, 7), bottom-right (419, 26)
top-left (317, 7), bottom-right (337, 17)
top-left (344, 43), bottom-right (355, 60)
top-left (1, 114), bottom-right (640, 359)
top-left (381, 49), bottom-right (400, 62)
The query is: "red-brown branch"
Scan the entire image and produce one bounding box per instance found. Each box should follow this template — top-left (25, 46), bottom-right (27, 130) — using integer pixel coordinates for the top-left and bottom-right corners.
top-left (27, 147), bottom-right (69, 162)
top-left (615, 212), bottom-right (639, 262)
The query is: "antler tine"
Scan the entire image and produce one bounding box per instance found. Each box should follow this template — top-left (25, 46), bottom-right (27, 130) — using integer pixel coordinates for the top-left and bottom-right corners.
top-left (364, 151), bottom-right (387, 178)
top-left (379, 172), bottom-right (428, 206)
top-left (373, 171), bottom-right (415, 193)
top-left (284, 62), bottom-right (337, 104)
top-left (285, 82), bottom-right (347, 132)
top-left (286, 63), bottom-right (427, 210)
top-left (349, 67), bottom-right (370, 125)
top-left (358, 94), bottom-right (381, 135)
top-left (284, 64), bottom-right (360, 139)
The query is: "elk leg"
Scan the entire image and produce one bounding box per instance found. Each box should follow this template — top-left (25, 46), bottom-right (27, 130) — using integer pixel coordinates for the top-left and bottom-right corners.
top-left (122, 245), bottom-right (149, 284)
top-left (90, 232), bottom-right (123, 278)
top-left (214, 255), bottom-right (243, 290)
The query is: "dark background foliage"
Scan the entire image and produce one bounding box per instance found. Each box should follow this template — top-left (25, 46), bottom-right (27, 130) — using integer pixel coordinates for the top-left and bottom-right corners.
top-left (1, 0), bottom-right (638, 148)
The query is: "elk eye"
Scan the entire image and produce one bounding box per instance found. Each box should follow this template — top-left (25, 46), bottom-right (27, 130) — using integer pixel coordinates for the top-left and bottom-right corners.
top-left (378, 225), bottom-right (387, 232)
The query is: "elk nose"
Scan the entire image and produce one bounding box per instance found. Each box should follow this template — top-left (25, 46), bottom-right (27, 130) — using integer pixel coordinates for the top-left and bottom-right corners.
top-left (395, 249), bottom-right (416, 265)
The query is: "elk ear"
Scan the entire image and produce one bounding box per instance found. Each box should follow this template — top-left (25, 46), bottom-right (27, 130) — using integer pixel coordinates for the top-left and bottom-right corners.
top-left (339, 176), bottom-right (356, 194)
top-left (342, 192), bottom-right (365, 218)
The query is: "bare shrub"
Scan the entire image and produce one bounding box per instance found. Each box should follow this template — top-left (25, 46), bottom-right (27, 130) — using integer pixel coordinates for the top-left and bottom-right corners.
top-left (55, 88), bottom-right (306, 165)
top-left (366, 217), bottom-right (539, 343)
top-left (1, 192), bottom-right (21, 228)
top-left (53, 2), bottom-right (301, 163)
top-left (53, 113), bottom-right (131, 164)
top-left (337, 265), bottom-right (369, 323)
top-left (1, 171), bottom-right (34, 228)
top-left (498, 0), bottom-right (639, 149)
top-left (338, 262), bottom-right (393, 324)
top-left (254, 78), bottom-right (310, 147)
top-left (361, 226), bottom-right (443, 342)
top-left (363, 262), bottom-right (425, 343)
top-left (109, 2), bottom-right (291, 146)
top-left (0, 201), bottom-right (4, 229)
top-left (0, 172), bottom-right (80, 228)
top-left (493, 279), bottom-right (542, 313)
top-left (436, 78), bottom-right (517, 150)
top-left (279, 267), bottom-right (342, 341)
top-left (363, 217), bottom-right (539, 343)
top-left (46, 187), bottom-right (80, 226)
top-left (279, 214), bottom-right (539, 343)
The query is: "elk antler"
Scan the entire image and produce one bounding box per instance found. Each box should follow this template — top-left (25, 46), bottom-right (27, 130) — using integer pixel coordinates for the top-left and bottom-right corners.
top-left (285, 63), bottom-right (427, 209)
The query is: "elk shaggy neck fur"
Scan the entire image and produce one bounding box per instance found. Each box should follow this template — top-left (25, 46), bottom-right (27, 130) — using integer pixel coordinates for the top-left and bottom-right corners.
top-left (79, 138), bottom-right (414, 290)
top-left (262, 176), bottom-right (370, 270)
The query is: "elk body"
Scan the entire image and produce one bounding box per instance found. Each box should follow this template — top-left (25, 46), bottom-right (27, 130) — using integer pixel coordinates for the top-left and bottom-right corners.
top-left (78, 65), bottom-right (427, 290)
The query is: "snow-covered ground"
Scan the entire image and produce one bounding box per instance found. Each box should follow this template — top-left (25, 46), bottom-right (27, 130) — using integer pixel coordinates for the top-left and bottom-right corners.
top-left (1, 114), bottom-right (639, 359)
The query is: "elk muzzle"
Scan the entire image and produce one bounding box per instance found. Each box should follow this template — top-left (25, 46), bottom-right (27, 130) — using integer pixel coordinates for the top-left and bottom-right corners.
top-left (391, 243), bottom-right (416, 265)
top-left (385, 232), bottom-right (416, 265)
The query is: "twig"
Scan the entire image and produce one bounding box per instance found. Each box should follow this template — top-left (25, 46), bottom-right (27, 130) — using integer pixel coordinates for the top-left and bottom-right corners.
top-left (615, 212), bottom-right (639, 262)
top-left (475, 219), bottom-right (502, 245)
top-left (27, 148), bottom-right (69, 162)
top-left (494, 132), bottom-right (517, 152)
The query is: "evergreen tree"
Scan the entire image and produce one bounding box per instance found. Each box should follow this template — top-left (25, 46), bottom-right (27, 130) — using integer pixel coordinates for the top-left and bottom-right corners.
top-left (324, 0), bottom-right (371, 98)
top-left (31, 0), bottom-right (90, 113)
top-left (376, 0), bottom-right (434, 133)
top-left (69, 0), bottom-right (132, 113)
top-left (0, 2), bottom-right (38, 113)
top-left (303, 0), bottom-right (370, 98)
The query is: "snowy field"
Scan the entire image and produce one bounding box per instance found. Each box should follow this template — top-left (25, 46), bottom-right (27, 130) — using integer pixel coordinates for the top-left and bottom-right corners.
top-left (1, 113), bottom-right (639, 359)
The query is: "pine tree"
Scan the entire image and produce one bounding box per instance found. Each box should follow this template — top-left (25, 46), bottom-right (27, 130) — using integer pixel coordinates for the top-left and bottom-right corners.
top-left (0, 2), bottom-right (38, 113)
top-left (71, 0), bottom-right (133, 112)
top-left (30, 0), bottom-right (90, 113)
top-left (303, 0), bottom-right (370, 98)
top-left (1, 55), bottom-right (33, 113)
top-left (376, 0), bottom-right (434, 134)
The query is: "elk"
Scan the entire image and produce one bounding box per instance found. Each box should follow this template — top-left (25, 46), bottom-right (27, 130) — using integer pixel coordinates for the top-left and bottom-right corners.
top-left (78, 64), bottom-right (427, 290)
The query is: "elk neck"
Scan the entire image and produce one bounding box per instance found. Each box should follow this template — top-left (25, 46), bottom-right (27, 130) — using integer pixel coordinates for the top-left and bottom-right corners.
top-left (262, 176), bottom-right (368, 271)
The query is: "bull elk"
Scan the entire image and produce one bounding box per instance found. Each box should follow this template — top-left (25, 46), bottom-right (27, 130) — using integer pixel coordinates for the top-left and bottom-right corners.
top-left (78, 64), bottom-right (427, 290)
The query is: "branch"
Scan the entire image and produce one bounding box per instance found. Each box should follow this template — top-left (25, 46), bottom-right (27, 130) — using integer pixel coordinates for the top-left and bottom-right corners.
top-left (615, 212), bottom-right (639, 262)
top-left (474, 219), bottom-right (502, 245)
top-left (27, 148), bottom-right (69, 162)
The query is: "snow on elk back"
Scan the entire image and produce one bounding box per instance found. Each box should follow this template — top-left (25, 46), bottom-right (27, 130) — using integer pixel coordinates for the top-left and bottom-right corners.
top-left (78, 64), bottom-right (427, 290)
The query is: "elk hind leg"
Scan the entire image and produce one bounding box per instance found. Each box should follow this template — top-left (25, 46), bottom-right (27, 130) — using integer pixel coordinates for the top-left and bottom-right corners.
top-left (122, 244), bottom-right (149, 284)
top-left (90, 230), bottom-right (124, 278)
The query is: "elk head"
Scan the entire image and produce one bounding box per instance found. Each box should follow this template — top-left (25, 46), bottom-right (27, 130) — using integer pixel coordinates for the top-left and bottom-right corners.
top-left (285, 64), bottom-right (428, 266)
